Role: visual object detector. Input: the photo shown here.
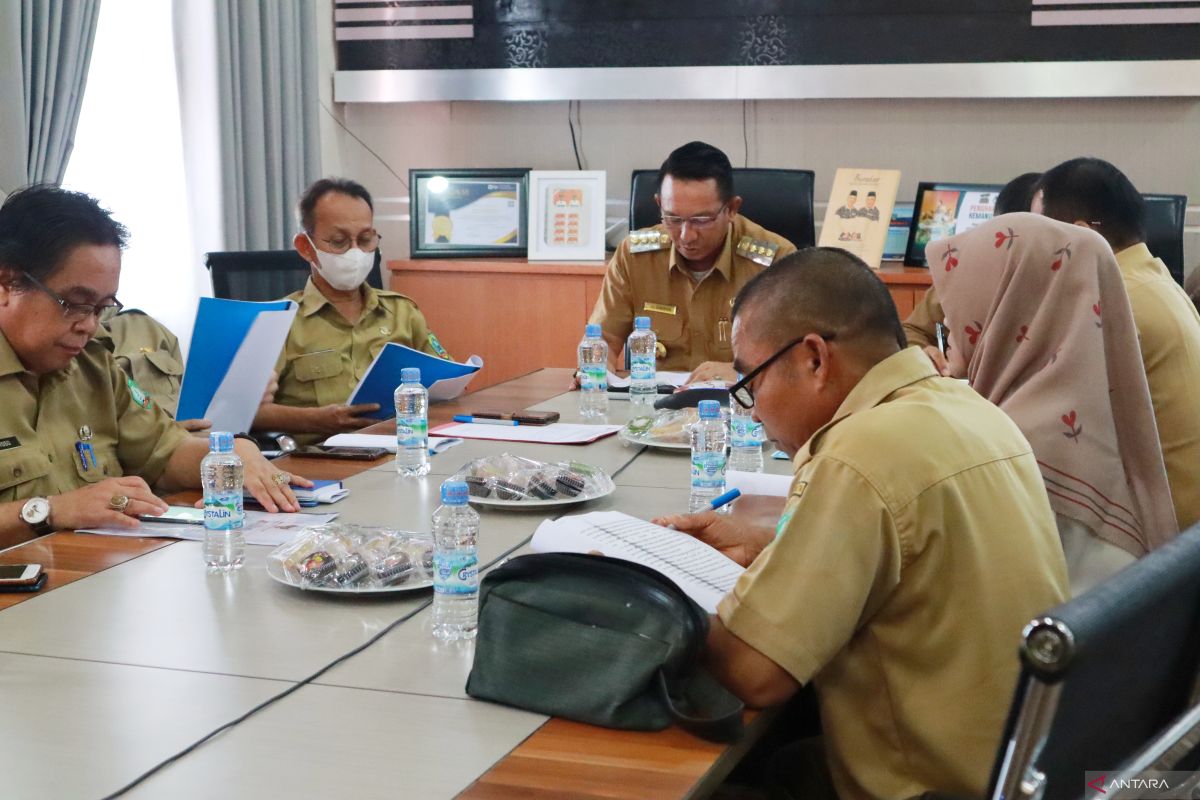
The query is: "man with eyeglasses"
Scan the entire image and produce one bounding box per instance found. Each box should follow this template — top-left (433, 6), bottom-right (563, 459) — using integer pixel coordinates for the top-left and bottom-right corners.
top-left (253, 178), bottom-right (449, 445)
top-left (0, 186), bottom-right (308, 546)
top-left (589, 141), bottom-right (795, 382)
top-left (656, 249), bottom-right (1066, 800)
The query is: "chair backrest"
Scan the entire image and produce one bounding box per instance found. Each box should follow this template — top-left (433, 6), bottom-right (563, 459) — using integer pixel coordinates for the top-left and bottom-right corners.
top-left (204, 249), bottom-right (384, 301)
top-left (629, 168), bottom-right (816, 250)
top-left (1142, 193), bottom-right (1187, 286)
top-left (989, 524), bottom-right (1200, 800)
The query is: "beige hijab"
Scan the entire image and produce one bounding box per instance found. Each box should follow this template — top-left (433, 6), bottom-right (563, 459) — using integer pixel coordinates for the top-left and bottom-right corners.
top-left (929, 212), bottom-right (1176, 558)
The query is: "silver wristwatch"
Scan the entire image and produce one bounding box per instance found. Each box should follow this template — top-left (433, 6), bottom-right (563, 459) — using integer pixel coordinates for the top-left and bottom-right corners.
top-left (20, 497), bottom-right (52, 536)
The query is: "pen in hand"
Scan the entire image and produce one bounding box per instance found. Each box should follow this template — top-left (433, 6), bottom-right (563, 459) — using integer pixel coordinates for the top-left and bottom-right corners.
top-left (667, 488), bottom-right (742, 529)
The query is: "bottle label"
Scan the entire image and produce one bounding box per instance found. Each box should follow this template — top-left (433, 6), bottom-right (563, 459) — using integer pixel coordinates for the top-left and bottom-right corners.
top-left (397, 415), bottom-right (428, 449)
top-left (730, 417), bottom-right (764, 448)
top-left (691, 451), bottom-right (728, 490)
top-left (434, 550), bottom-right (479, 595)
top-left (630, 353), bottom-right (655, 383)
top-left (580, 365), bottom-right (607, 392)
top-left (204, 492), bottom-right (244, 530)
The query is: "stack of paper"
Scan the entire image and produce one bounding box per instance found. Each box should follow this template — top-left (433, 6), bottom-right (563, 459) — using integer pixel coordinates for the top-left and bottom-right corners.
top-left (531, 510), bottom-right (745, 613)
top-left (428, 422), bottom-right (621, 445)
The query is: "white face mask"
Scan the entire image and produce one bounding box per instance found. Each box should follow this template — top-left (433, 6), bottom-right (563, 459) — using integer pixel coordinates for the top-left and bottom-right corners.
top-left (306, 234), bottom-right (375, 291)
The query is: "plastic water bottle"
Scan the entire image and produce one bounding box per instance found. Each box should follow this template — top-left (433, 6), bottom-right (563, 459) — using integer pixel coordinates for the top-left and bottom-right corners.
top-left (201, 431), bottom-right (245, 571)
top-left (689, 400), bottom-right (729, 512)
top-left (394, 367), bottom-right (430, 476)
top-left (578, 323), bottom-right (608, 418)
top-left (431, 480), bottom-right (480, 641)
top-left (729, 379), bottom-right (765, 473)
top-left (627, 316), bottom-right (657, 408)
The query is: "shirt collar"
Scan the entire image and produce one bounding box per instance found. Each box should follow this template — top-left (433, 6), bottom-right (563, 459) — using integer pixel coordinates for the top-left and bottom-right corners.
top-left (1114, 242), bottom-right (1153, 271)
top-left (792, 347), bottom-right (937, 468)
top-left (668, 221), bottom-right (735, 281)
top-left (0, 328), bottom-right (24, 377)
top-left (297, 277), bottom-right (381, 319)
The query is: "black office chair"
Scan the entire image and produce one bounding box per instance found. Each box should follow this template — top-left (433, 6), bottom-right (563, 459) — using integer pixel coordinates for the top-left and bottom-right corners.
top-left (1142, 194), bottom-right (1187, 286)
top-left (629, 168), bottom-right (816, 249)
top-left (205, 249), bottom-right (384, 301)
top-left (986, 523), bottom-right (1200, 800)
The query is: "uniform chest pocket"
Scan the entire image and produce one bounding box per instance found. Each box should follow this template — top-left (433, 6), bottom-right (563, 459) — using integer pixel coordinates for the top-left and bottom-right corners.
top-left (142, 349), bottom-right (184, 377)
top-left (73, 444), bottom-right (120, 484)
top-left (292, 349), bottom-right (347, 407)
top-left (646, 309), bottom-right (684, 346)
top-left (0, 448), bottom-right (52, 503)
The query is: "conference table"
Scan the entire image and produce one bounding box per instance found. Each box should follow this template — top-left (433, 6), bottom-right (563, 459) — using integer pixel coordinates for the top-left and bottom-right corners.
top-left (0, 369), bottom-right (793, 799)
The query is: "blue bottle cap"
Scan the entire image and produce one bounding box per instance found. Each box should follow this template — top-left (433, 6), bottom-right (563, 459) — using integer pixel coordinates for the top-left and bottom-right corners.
top-left (209, 431), bottom-right (235, 453)
top-left (401, 367), bottom-right (421, 383)
top-left (634, 316), bottom-right (651, 330)
top-left (698, 400), bottom-right (721, 419)
top-left (585, 323), bottom-right (602, 337)
top-left (441, 480), bottom-right (469, 505)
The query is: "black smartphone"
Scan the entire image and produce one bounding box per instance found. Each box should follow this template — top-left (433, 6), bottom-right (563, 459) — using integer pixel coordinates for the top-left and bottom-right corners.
top-left (290, 445), bottom-right (389, 460)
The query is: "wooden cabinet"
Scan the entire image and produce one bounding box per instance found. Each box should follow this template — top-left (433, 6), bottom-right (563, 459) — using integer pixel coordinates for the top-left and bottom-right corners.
top-left (389, 259), bottom-right (932, 390)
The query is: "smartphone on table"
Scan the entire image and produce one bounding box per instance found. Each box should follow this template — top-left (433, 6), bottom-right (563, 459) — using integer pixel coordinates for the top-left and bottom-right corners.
top-left (0, 563), bottom-right (46, 592)
top-left (289, 445), bottom-right (389, 460)
top-left (138, 506), bottom-right (206, 525)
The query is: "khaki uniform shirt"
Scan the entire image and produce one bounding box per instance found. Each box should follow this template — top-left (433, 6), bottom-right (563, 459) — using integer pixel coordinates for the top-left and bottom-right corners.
top-left (718, 347), bottom-right (1069, 800)
top-left (95, 309), bottom-right (186, 417)
top-left (589, 214), bottom-right (796, 371)
top-left (273, 279), bottom-right (443, 444)
top-left (903, 244), bottom-right (1200, 529)
top-left (0, 329), bottom-right (190, 506)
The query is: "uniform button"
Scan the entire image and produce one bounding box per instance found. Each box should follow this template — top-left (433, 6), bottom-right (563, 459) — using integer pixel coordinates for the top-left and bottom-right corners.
top-left (46, 454), bottom-right (52, 462)
top-left (379, 327), bottom-right (390, 336)
top-left (103, 465), bottom-right (110, 475)
top-left (13, 466), bottom-right (21, 477)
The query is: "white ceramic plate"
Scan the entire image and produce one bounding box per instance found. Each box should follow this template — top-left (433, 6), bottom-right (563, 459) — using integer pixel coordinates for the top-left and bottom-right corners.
top-left (467, 476), bottom-right (616, 509)
top-left (618, 428), bottom-right (691, 451)
top-left (265, 557), bottom-right (433, 595)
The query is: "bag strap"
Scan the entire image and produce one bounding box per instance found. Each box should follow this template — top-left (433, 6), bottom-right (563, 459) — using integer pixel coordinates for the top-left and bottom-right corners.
top-left (656, 668), bottom-right (745, 742)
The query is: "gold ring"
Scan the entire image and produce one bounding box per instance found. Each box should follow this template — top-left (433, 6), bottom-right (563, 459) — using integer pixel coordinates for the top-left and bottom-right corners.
top-left (108, 494), bottom-right (130, 512)
top-left (270, 472), bottom-right (290, 487)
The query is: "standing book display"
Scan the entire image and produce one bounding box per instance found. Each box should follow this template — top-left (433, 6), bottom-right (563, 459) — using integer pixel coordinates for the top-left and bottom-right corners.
top-left (817, 168), bottom-right (902, 269)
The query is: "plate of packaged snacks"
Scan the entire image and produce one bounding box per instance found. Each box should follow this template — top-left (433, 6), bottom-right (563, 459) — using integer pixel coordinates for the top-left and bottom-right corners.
top-left (619, 408), bottom-right (702, 451)
top-left (452, 453), bottom-right (615, 509)
top-left (266, 523), bottom-right (434, 595)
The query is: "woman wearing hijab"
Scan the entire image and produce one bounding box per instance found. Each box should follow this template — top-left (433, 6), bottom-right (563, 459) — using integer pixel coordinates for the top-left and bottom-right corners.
top-left (930, 212), bottom-right (1177, 594)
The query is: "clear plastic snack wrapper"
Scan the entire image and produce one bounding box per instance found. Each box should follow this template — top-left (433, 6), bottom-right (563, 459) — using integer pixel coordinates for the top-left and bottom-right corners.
top-left (450, 453), bottom-right (615, 504)
top-left (622, 408), bottom-right (704, 446)
top-left (267, 523), bottom-right (435, 591)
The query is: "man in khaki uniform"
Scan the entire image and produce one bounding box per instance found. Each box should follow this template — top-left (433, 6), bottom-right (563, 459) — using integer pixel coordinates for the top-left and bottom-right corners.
top-left (589, 142), bottom-right (795, 381)
top-left (254, 178), bottom-right (447, 445)
top-left (905, 158), bottom-right (1200, 531)
top-left (0, 186), bottom-right (305, 547)
top-left (658, 250), bottom-right (1068, 800)
top-left (96, 308), bottom-right (186, 417)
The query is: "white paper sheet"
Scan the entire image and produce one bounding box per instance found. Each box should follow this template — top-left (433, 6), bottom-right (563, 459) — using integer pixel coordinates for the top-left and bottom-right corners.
top-left (429, 422), bottom-right (621, 444)
top-left (429, 355), bottom-right (485, 401)
top-left (321, 434), bottom-right (465, 455)
top-left (606, 370), bottom-right (692, 389)
top-left (76, 511), bottom-right (338, 547)
top-left (725, 470), bottom-right (794, 498)
top-left (531, 510), bottom-right (745, 613)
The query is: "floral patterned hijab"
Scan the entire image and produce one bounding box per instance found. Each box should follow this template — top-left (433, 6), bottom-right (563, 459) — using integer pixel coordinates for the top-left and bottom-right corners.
top-left (929, 212), bottom-right (1176, 558)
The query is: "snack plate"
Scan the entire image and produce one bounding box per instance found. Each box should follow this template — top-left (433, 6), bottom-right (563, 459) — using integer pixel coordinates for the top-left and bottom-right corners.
top-left (618, 429), bottom-right (691, 451)
top-left (265, 558), bottom-right (434, 595)
top-left (468, 479), bottom-right (616, 509)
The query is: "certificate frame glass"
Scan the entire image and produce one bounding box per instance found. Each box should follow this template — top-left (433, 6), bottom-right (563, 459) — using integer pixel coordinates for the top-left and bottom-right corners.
top-left (409, 168), bottom-right (529, 258)
top-left (527, 170), bottom-right (607, 262)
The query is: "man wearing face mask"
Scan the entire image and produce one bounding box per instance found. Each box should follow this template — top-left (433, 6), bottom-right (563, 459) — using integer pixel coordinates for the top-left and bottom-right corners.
top-left (253, 178), bottom-right (448, 445)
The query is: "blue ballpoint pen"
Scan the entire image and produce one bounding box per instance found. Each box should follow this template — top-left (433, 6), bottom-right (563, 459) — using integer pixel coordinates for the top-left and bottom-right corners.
top-left (453, 414), bottom-right (518, 426)
top-left (708, 488), bottom-right (741, 511)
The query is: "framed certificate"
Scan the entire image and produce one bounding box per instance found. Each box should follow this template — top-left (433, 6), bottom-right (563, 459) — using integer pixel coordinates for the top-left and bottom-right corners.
top-left (527, 171), bottom-right (607, 262)
top-left (409, 168), bottom-right (529, 258)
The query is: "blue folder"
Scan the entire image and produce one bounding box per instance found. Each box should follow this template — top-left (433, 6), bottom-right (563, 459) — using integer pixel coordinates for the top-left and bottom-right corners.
top-left (349, 343), bottom-right (480, 420)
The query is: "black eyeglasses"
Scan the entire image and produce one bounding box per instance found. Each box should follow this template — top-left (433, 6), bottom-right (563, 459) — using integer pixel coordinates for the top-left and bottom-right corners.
top-left (729, 332), bottom-right (837, 410)
top-left (23, 273), bottom-right (122, 322)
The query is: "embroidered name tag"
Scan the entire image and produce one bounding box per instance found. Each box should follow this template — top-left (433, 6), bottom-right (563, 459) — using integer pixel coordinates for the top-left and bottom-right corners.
top-left (644, 302), bottom-right (677, 315)
top-left (0, 436), bottom-right (20, 451)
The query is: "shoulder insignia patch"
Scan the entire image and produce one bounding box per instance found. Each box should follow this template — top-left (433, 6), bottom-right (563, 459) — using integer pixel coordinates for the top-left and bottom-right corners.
top-left (628, 230), bottom-right (671, 254)
top-left (736, 236), bottom-right (780, 267)
top-left (126, 376), bottom-right (153, 410)
top-left (428, 332), bottom-right (451, 360)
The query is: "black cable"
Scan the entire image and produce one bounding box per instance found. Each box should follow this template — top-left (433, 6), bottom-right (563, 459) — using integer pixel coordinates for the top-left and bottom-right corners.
top-left (319, 99), bottom-right (408, 189)
top-left (568, 100), bottom-right (583, 170)
top-left (742, 100), bottom-right (750, 168)
top-left (575, 101), bottom-right (587, 170)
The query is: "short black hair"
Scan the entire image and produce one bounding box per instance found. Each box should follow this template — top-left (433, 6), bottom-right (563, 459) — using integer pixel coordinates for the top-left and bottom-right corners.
top-left (298, 178), bottom-right (374, 233)
top-left (733, 247), bottom-right (905, 352)
top-left (995, 172), bottom-right (1042, 216)
top-left (656, 141), bottom-right (734, 202)
top-left (0, 185), bottom-right (128, 286)
top-left (1036, 158), bottom-right (1144, 248)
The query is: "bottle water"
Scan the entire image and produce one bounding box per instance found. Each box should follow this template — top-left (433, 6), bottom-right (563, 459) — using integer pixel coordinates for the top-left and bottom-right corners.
top-left (729, 379), bottom-right (765, 473)
top-left (578, 323), bottom-right (609, 419)
top-left (689, 400), bottom-right (729, 512)
top-left (627, 316), bottom-right (657, 409)
top-left (202, 431), bottom-right (245, 571)
top-left (394, 367), bottom-right (430, 477)
top-left (431, 480), bottom-right (480, 642)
